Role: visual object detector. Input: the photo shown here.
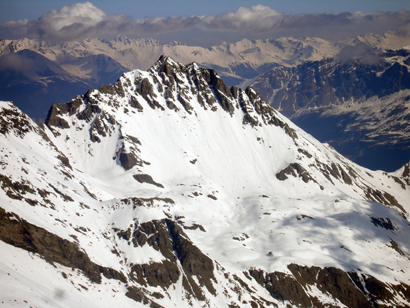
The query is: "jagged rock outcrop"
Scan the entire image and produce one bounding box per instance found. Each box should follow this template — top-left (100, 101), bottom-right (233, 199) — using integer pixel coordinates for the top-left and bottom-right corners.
top-left (249, 265), bottom-right (410, 308)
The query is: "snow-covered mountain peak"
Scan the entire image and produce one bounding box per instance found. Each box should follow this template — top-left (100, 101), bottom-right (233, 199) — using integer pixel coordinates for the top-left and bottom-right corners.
top-left (2, 57), bottom-right (410, 307)
top-left (42, 56), bottom-right (409, 217)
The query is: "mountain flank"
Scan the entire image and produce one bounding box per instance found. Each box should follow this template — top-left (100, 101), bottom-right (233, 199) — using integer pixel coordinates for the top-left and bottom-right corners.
top-left (0, 56), bottom-right (409, 307)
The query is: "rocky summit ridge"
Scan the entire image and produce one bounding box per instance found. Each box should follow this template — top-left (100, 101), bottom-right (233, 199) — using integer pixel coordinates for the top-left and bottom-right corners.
top-left (1, 56), bottom-right (410, 307)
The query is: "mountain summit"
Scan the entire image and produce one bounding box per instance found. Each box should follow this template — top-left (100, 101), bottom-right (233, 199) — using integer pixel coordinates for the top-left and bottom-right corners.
top-left (1, 56), bottom-right (410, 307)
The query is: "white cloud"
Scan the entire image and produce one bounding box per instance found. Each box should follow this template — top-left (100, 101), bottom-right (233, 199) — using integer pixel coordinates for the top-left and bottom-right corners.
top-left (39, 1), bottom-right (106, 31)
top-left (202, 5), bottom-right (283, 32)
top-left (0, 2), bottom-right (409, 43)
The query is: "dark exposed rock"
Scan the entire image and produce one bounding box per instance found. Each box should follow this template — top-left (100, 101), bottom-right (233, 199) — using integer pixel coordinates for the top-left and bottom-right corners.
top-left (129, 95), bottom-right (143, 112)
top-left (166, 100), bottom-right (178, 111)
top-left (133, 174), bottom-right (164, 188)
top-left (119, 151), bottom-right (142, 171)
top-left (230, 86), bottom-right (238, 100)
top-left (166, 219), bottom-right (216, 298)
top-left (99, 266), bottom-right (127, 283)
top-left (329, 162), bottom-right (341, 179)
top-left (126, 218), bottom-right (216, 299)
top-left (365, 187), bottom-right (405, 213)
top-left (120, 197), bottom-right (175, 209)
top-left (0, 207), bottom-right (124, 284)
top-left (177, 94), bottom-right (193, 114)
top-left (99, 82), bottom-right (125, 97)
top-left (182, 223), bottom-right (206, 232)
top-left (0, 174), bottom-right (36, 200)
top-left (297, 148), bottom-right (312, 158)
top-left (250, 264), bottom-right (410, 308)
top-left (46, 94), bottom-right (101, 129)
top-left (340, 167), bottom-right (353, 185)
top-left (392, 175), bottom-right (406, 189)
top-left (296, 214), bottom-right (314, 220)
top-left (76, 103), bottom-right (100, 123)
top-left (57, 154), bottom-right (72, 170)
top-left (387, 239), bottom-right (408, 258)
top-left (90, 115), bottom-right (107, 143)
top-left (49, 184), bottom-right (74, 202)
top-left (136, 78), bottom-right (160, 109)
top-left (46, 97), bottom-right (83, 129)
top-left (349, 271), bottom-right (410, 307)
top-left (125, 286), bottom-right (164, 308)
top-left (289, 265), bottom-right (372, 308)
top-left (207, 69), bottom-right (235, 115)
top-left (46, 104), bottom-right (70, 129)
top-left (276, 163), bottom-right (315, 184)
top-left (126, 135), bottom-right (141, 145)
top-left (402, 162), bottom-right (410, 182)
top-left (130, 261), bottom-right (180, 289)
top-left (114, 80), bottom-right (125, 97)
top-left (249, 268), bottom-right (311, 307)
top-left (99, 84), bottom-right (116, 95)
top-left (0, 103), bottom-right (33, 136)
top-left (242, 113), bottom-right (259, 127)
top-left (267, 113), bottom-right (298, 140)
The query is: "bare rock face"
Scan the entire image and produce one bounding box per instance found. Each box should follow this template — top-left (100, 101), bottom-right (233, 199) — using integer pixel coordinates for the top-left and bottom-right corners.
top-left (249, 264), bottom-right (410, 308)
top-left (119, 152), bottom-right (142, 170)
top-left (276, 163), bottom-right (314, 183)
top-left (1, 205), bottom-right (218, 304)
top-left (166, 219), bottom-right (216, 297)
top-left (133, 174), bottom-right (164, 188)
top-left (46, 97), bottom-right (84, 129)
top-left (401, 162), bottom-right (410, 185)
top-left (99, 80), bottom-right (125, 97)
top-left (113, 218), bottom-right (216, 300)
top-left (0, 207), bottom-right (116, 284)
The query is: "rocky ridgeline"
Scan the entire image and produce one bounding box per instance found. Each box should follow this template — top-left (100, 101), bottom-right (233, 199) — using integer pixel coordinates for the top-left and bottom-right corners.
top-left (45, 56), bottom-right (407, 214)
top-left (46, 55), bottom-right (295, 130)
top-left (46, 55), bottom-right (297, 173)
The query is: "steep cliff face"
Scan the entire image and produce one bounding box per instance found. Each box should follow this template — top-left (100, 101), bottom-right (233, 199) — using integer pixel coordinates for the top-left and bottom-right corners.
top-left (1, 57), bottom-right (410, 307)
top-left (251, 49), bottom-right (410, 171)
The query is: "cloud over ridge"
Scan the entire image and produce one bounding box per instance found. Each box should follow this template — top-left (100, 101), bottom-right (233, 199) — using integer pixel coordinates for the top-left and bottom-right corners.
top-left (1, 1), bottom-right (409, 42)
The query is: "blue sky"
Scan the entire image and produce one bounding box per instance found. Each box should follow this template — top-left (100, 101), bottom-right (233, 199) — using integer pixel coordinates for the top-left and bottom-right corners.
top-left (1, 1), bottom-right (409, 46)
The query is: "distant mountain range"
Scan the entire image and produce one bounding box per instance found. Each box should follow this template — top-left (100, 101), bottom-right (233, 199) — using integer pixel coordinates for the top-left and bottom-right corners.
top-left (0, 31), bottom-right (407, 120)
top-left (250, 48), bottom-right (410, 172)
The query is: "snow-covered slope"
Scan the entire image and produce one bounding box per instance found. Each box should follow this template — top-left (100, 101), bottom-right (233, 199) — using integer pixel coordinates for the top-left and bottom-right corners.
top-left (1, 56), bottom-right (410, 307)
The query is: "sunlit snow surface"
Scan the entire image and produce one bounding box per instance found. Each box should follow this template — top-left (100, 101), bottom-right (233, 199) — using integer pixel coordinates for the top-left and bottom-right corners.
top-left (0, 57), bottom-right (409, 307)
